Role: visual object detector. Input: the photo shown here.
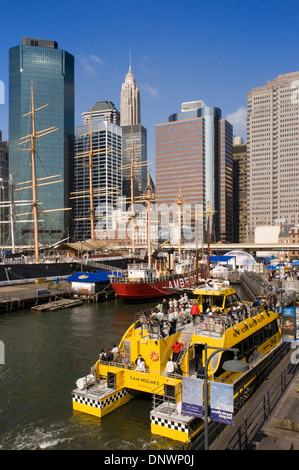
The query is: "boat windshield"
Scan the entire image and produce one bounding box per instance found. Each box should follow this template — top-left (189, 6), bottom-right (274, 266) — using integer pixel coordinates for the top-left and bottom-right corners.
top-left (224, 293), bottom-right (240, 309)
top-left (202, 294), bottom-right (224, 310)
top-left (213, 295), bottom-right (224, 308)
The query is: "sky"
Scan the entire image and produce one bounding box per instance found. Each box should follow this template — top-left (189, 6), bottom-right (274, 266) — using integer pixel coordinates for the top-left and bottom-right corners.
top-left (1, 0), bottom-right (299, 181)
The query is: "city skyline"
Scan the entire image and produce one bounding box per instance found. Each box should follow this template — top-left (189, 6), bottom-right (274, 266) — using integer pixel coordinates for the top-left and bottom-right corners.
top-left (1, 0), bottom-right (299, 181)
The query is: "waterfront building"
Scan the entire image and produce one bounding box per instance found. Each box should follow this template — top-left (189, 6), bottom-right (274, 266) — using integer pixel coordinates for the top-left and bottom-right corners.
top-left (247, 72), bottom-right (299, 241)
top-left (9, 37), bottom-right (75, 247)
top-left (155, 101), bottom-right (233, 243)
top-left (233, 136), bottom-right (247, 242)
top-left (74, 120), bottom-right (122, 241)
top-left (120, 66), bottom-right (147, 199)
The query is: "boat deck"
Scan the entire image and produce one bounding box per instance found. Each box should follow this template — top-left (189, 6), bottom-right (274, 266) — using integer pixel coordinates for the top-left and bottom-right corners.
top-left (137, 304), bottom-right (262, 341)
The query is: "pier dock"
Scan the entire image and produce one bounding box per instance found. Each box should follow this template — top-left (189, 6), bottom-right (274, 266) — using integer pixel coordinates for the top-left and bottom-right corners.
top-left (0, 281), bottom-right (72, 313)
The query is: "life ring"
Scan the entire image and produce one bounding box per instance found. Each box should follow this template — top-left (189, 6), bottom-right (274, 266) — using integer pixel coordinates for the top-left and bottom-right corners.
top-left (150, 351), bottom-right (159, 361)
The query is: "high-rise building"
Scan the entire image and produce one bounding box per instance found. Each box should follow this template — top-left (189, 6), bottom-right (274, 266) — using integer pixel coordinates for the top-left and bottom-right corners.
top-left (74, 120), bottom-right (122, 241)
top-left (120, 65), bottom-right (140, 126)
top-left (121, 124), bottom-right (147, 197)
top-left (9, 37), bottom-right (74, 247)
top-left (233, 137), bottom-right (247, 242)
top-left (155, 101), bottom-right (233, 242)
top-left (82, 101), bottom-right (120, 126)
top-left (120, 66), bottom-right (147, 198)
top-left (247, 72), bottom-right (299, 241)
top-left (0, 131), bottom-right (9, 244)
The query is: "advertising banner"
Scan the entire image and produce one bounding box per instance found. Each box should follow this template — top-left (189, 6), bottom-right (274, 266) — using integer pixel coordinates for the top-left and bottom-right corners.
top-left (282, 307), bottom-right (296, 342)
top-left (181, 377), bottom-right (203, 418)
top-left (210, 382), bottom-right (234, 425)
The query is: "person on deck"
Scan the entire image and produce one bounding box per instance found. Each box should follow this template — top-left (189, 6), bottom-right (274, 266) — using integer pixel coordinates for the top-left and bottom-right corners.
top-left (171, 340), bottom-right (184, 362)
top-left (135, 354), bottom-right (146, 372)
top-left (191, 301), bottom-right (200, 324)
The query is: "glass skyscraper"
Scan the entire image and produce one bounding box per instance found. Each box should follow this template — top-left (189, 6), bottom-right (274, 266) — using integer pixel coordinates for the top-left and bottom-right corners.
top-left (156, 101), bottom-right (233, 242)
top-left (9, 37), bottom-right (74, 247)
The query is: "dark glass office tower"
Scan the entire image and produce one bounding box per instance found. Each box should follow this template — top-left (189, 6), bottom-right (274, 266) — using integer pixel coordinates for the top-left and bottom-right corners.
top-left (9, 38), bottom-right (74, 247)
top-left (156, 101), bottom-right (233, 242)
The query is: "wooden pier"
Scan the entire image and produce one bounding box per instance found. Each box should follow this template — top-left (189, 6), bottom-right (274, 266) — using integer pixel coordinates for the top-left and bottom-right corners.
top-left (0, 282), bottom-right (73, 313)
top-left (31, 298), bottom-right (84, 311)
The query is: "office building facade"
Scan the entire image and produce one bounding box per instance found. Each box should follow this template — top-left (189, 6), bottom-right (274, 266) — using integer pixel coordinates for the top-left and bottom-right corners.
top-left (82, 101), bottom-right (120, 126)
top-left (0, 132), bottom-right (9, 245)
top-left (155, 101), bottom-right (233, 243)
top-left (233, 137), bottom-right (247, 242)
top-left (247, 72), bottom-right (299, 241)
top-left (9, 37), bottom-right (74, 247)
top-left (74, 120), bottom-right (122, 241)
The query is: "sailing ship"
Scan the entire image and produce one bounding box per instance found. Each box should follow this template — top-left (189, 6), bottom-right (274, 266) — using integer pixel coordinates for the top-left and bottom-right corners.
top-left (0, 83), bottom-right (121, 285)
top-left (110, 178), bottom-right (206, 300)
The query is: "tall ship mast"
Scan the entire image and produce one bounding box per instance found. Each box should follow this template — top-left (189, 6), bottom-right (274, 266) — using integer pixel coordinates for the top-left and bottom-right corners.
top-left (109, 185), bottom-right (206, 301)
top-left (17, 81), bottom-right (71, 262)
top-left (70, 108), bottom-right (120, 241)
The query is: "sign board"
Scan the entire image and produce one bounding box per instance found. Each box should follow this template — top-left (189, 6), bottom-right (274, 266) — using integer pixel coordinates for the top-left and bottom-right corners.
top-left (210, 382), bottom-right (234, 425)
top-left (282, 307), bottom-right (296, 342)
top-left (181, 377), bottom-right (203, 418)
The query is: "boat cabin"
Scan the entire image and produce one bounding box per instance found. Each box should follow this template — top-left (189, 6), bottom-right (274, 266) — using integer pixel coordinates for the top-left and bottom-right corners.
top-left (127, 266), bottom-right (156, 281)
top-left (193, 283), bottom-right (242, 313)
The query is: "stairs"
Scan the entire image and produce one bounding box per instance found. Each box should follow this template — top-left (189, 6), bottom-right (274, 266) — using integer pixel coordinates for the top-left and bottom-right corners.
top-left (176, 323), bottom-right (196, 365)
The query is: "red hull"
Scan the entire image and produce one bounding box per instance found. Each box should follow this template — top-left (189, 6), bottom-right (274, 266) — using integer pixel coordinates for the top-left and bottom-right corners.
top-left (111, 271), bottom-right (203, 300)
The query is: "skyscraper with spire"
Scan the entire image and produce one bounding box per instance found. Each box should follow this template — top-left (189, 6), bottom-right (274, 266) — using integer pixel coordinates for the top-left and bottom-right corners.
top-left (120, 63), bottom-right (147, 198)
top-left (120, 64), bottom-right (140, 126)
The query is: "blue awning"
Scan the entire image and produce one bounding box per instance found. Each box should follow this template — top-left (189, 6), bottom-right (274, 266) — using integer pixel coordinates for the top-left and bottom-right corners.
top-left (210, 256), bottom-right (234, 263)
top-left (66, 270), bottom-right (123, 283)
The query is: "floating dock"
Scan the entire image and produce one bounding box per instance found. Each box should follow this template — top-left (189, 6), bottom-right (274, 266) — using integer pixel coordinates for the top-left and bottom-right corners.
top-left (31, 298), bottom-right (84, 311)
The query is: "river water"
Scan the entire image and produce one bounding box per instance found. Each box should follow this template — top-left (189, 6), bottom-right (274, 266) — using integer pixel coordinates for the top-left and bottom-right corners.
top-left (0, 297), bottom-right (183, 450)
top-left (0, 285), bottom-right (247, 451)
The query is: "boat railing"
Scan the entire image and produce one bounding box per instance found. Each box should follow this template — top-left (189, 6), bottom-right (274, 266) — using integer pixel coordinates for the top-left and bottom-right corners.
top-left (109, 270), bottom-right (195, 283)
top-left (131, 304), bottom-right (271, 341)
top-left (151, 381), bottom-right (182, 414)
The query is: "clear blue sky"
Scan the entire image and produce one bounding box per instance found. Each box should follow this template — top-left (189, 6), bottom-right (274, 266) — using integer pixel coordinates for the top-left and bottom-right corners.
top-left (1, 0), bottom-right (299, 179)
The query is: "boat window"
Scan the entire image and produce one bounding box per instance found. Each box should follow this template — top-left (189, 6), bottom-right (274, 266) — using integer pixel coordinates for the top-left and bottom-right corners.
top-left (253, 332), bottom-right (259, 348)
top-left (268, 321), bottom-right (274, 337)
top-left (213, 296), bottom-right (224, 308)
top-left (242, 338), bottom-right (249, 356)
top-left (224, 293), bottom-right (240, 309)
top-left (202, 295), bottom-right (212, 312)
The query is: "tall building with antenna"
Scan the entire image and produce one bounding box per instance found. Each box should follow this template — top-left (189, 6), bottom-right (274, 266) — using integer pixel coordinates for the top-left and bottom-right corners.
top-left (120, 62), bottom-right (147, 199)
top-left (9, 37), bottom-right (74, 247)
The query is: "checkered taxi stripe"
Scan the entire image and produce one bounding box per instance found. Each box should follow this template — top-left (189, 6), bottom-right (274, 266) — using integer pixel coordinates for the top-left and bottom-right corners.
top-left (72, 388), bottom-right (129, 409)
top-left (150, 415), bottom-right (189, 433)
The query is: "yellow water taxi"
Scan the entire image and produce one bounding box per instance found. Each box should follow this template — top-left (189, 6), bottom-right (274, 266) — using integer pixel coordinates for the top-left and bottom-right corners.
top-left (72, 283), bottom-right (281, 443)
